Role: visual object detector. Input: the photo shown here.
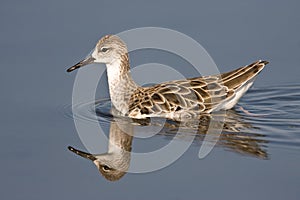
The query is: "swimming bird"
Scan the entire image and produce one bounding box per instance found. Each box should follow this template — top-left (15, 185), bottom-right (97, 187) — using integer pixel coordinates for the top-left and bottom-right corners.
top-left (67, 35), bottom-right (268, 120)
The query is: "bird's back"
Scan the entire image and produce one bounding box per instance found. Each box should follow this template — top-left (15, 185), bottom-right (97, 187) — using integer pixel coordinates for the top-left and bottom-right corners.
top-left (127, 60), bottom-right (268, 119)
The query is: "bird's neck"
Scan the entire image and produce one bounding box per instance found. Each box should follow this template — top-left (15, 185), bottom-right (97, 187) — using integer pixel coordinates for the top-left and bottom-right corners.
top-left (93, 121), bottom-right (133, 177)
top-left (108, 121), bottom-right (133, 153)
top-left (106, 54), bottom-right (138, 114)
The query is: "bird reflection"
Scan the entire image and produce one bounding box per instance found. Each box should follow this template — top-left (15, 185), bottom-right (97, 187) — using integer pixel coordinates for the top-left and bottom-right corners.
top-left (69, 121), bottom-right (133, 181)
top-left (68, 109), bottom-right (268, 181)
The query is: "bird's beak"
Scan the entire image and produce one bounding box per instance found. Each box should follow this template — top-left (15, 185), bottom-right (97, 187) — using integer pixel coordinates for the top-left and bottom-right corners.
top-left (68, 146), bottom-right (97, 161)
top-left (66, 56), bottom-right (95, 72)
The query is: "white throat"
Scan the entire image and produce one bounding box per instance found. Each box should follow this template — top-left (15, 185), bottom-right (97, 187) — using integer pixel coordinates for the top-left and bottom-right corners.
top-left (105, 59), bottom-right (138, 115)
top-left (106, 60), bottom-right (122, 87)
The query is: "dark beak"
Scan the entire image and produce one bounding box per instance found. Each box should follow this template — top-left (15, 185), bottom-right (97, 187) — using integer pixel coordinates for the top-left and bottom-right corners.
top-left (67, 56), bottom-right (95, 72)
top-left (68, 146), bottom-right (97, 161)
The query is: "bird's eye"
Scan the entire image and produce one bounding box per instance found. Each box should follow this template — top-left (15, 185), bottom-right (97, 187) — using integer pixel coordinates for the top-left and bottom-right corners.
top-left (102, 165), bottom-right (111, 171)
top-left (101, 47), bottom-right (109, 52)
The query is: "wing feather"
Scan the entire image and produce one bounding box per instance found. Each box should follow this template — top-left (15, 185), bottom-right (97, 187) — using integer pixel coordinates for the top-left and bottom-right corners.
top-left (128, 60), bottom-right (268, 118)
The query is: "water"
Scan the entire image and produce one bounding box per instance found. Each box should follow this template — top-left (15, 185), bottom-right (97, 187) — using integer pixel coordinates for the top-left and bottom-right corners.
top-left (63, 83), bottom-right (300, 199)
top-left (68, 84), bottom-right (300, 163)
top-left (1, 0), bottom-right (300, 199)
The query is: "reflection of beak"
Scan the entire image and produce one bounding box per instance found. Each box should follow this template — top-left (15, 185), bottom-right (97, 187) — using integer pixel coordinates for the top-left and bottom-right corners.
top-left (68, 146), bottom-right (97, 161)
top-left (66, 56), bottom-right (95, 72)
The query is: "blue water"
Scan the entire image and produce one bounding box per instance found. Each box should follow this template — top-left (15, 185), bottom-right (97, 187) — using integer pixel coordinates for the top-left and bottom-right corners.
top-left (71, 84), bottom-right (300, 160)
top-left (1, 0), bottom-right (300, 200)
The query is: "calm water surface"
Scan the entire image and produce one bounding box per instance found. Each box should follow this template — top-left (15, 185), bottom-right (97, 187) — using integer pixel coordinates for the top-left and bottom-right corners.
top-left (1, 0), bottom-right (300, 200)
top-left (69, 84), bottom-right (300, 161)
top-left (63, 84), bottom-right (300, 197)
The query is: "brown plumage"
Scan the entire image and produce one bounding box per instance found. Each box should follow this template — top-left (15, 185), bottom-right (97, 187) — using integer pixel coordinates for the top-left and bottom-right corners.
top-left (127, 60), bottom-right (268, 119)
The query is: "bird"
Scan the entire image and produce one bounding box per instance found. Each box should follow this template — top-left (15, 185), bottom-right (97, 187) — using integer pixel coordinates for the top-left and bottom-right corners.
top-left (67, 35), bottom-right (268, 120)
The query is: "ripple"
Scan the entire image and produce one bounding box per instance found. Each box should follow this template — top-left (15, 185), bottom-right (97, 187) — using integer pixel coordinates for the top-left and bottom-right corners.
top-left (63, 84), bottom-right (300, 156)
top-left (237, 84), bottom-right (300, 150)
top-left (70, 98), bottom-right (114, 124)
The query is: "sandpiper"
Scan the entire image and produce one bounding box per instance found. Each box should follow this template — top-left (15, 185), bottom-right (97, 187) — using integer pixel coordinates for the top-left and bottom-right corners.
top-left (67, 35), bottom-right (268, 119)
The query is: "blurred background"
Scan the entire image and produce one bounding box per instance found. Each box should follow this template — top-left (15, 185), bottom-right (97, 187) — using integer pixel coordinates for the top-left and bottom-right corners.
top-left (0, 0), bottom-right (299, 199)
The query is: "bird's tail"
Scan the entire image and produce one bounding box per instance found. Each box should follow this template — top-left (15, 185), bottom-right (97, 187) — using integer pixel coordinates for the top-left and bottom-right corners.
top-left (221, 60), bottom-right (269, 90)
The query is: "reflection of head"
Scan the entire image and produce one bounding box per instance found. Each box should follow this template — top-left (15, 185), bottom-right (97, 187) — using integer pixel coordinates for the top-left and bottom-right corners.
top-left (68, 121), bottom-right (133, 181)
top-left (93, 153), bottom-right (128, 181)
top-left (69, 109), bottom-right (268, 181)
top-left (68, 146), bottom-right (130, 181)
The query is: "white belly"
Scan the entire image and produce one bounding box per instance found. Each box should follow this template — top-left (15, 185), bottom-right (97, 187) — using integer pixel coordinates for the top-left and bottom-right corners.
top-left (220, 81), bottom-right (254, 111)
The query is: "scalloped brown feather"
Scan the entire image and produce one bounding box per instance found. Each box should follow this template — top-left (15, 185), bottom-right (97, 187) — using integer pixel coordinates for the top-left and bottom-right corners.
top-left (128, 60), bottom-right (268, 119)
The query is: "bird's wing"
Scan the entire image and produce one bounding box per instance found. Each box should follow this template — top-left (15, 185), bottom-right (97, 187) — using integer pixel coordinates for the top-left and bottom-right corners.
top-left (128, 60), bottom-right (268, 118)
